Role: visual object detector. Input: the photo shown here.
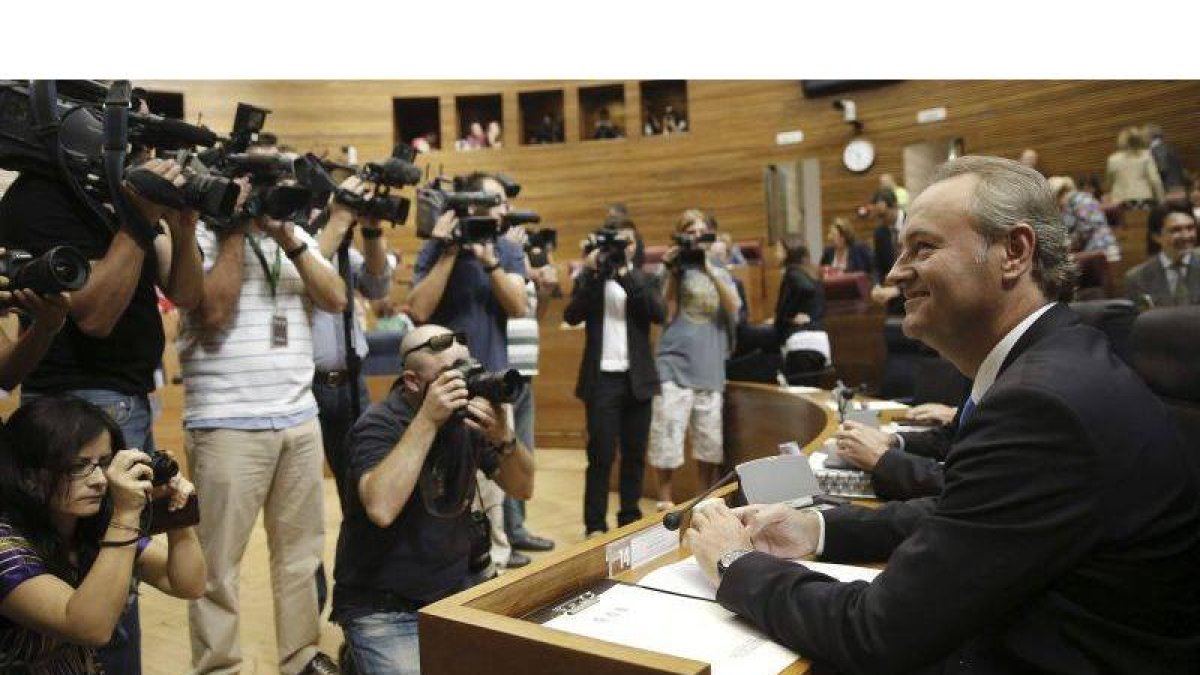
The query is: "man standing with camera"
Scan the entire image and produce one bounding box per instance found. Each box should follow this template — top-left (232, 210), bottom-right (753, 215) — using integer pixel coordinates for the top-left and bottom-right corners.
top-left (0, 158), bottom-right (204, 675)
top-left (178, 158), bottom-right (351, 674)
top-left (565, 219), bottom-right (665, 537)
top-left (407, 171), bottom-right (531, 568)
top-left (332, 324), bottom-right (534, 675)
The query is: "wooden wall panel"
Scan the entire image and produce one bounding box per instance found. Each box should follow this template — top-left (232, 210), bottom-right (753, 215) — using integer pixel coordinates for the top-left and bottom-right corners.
top-left (136, 79), bottom-right (1200, 448)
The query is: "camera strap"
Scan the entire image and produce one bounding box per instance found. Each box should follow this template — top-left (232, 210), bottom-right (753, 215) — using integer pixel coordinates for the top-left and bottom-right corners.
top-left (101, 81), bottom-right (159, 250)
top-left (336, 228), bottom-right (363, 420)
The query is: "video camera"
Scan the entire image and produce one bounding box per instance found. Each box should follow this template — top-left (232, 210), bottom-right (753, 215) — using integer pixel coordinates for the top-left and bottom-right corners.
top-left (525, 226), bottom-right (556, 268)
top-left (415, 175), bottom-right (504, 244)
top-left (583, 227), bottom-right (631, 278)
top-left (0, 80), bottom-right (240, 244)
top-left (670, 231), bottom-right (715, 268)
top-left (328, 145), bottom-right (421, 225)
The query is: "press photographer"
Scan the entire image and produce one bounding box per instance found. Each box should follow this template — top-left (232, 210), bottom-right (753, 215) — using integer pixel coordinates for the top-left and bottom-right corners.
top-left (564, 219), bottom-right (665, 537)
top-left (408, 171), bottom-right (532, 568)
top-left (0, 395), bottom-right (205, 674)
top-left (178, 135), bottom-right (345, 675)
top-left (0, 247), bottom-right (74, 390)
top-left (331, 325), bottom-right (533, 675)
top-left (0, 81), bottom-right (208, 674)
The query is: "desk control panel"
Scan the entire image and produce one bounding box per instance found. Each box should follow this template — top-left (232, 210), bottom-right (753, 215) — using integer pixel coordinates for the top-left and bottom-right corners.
top-left (816, 468), bottom-right (876, 499)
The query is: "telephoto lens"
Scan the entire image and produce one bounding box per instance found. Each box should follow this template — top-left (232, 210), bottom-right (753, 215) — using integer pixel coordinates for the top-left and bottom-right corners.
top-left (0, 246), bottom-right (91, 295)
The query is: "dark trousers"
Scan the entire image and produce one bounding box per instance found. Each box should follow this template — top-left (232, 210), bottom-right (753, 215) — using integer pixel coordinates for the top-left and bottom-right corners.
top-left (313, 373), bottom-right (370, 613)
top-left (584, 372), bottom-right (651, 533)
top-left (313, 373), bottom-right (372, 505)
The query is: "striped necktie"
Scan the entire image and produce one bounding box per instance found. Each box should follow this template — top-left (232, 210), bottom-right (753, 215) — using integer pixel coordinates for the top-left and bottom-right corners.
top-left (959, 396), bottom-right (977, 429)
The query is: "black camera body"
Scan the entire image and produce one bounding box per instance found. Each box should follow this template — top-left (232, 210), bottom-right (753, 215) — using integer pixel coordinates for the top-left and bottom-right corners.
top-left (144, 451), bottom-right (180, 487)
top-left (671, 231), bottom-right (716, 268)
top-left (584, 228), bottom-right (631, 278)
top-left (0, 246), bottom-right (90, 296)
top-left (446, 357), bottom-right (524, 406)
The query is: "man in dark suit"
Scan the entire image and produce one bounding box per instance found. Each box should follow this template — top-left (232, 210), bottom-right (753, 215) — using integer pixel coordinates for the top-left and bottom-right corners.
top-left (688, 156), bottom-right (1200, 674)
top-left (1146, 124), bottom-right (1188, 196)
top-left (868, 188), bottom-right (907, 311)
top-left (834, 405), bottom-right (959, 500)
top-left (1124, 202), bottom-right (1198, 310)
top-left (564, 220), bottom-right (665, 536)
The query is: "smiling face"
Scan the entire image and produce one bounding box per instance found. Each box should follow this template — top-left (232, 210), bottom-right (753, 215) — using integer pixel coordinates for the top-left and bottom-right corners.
top-left (1156, 212), bottom-right (1198, 263)
top-left (885, 174), bottom-right (1004, 354)
top-left (51, 430), bottom-right (113, 520)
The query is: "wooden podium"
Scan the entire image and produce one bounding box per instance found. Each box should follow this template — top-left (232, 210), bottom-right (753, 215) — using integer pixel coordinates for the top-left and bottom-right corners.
top-left (421, 385), bottom-right (873, 674)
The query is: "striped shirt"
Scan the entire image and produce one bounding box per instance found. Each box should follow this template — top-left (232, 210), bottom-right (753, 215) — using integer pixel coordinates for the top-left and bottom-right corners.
top-left (505, 281), bottom-right (539, 377)
top-left (178, 224), bottom-right (328, 424)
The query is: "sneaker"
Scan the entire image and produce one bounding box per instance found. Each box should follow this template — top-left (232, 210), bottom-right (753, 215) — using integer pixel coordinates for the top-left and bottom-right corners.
top-left (300, 652), bottom-right (340, 675)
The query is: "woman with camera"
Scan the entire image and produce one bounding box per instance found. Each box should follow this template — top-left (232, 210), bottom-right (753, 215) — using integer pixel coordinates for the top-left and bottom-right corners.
top-left (0, 396), bottom-right (205, 674)
top-left (565, 220), bottom-right (666, 537)
top-left (648, 210), bottom-right (741, 510)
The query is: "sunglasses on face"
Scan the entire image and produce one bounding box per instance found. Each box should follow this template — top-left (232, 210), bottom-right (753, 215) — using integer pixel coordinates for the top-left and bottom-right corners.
top-left (402, 331), bottom-right (468, 361)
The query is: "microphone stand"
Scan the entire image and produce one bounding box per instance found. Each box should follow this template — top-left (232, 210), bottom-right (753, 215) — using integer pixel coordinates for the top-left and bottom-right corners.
top-left (662, 470), bottom-right (739, 531)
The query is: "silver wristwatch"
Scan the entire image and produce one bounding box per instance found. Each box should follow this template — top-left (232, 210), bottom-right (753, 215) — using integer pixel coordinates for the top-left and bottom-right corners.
top-left (717, 548), bottom-right (753, 577)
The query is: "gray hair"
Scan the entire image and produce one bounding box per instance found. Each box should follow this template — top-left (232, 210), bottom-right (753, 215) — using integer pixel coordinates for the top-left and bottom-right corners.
top-left (928, 155), bottom-right (1076, 301)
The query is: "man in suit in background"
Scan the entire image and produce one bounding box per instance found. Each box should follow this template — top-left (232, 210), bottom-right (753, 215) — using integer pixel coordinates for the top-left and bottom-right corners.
top-left (688, 156), bottom-right (1200, 674)
top-left (1145, 124), bottom-right (1188, 199)
top-left (1124, 201), bottom-right (1198, 309)
top-left (867, 187), bottom-right (907, 309)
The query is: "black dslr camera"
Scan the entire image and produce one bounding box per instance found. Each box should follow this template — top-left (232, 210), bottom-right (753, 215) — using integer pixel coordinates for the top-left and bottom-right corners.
top-left (583, 227), bottom-right (631, 278)
top-left (445, 357), bottom-right (524, 407)
top-left (670, 231), bottom-right (716, 268)
top-left (0, 246), bottom-right (90, 295)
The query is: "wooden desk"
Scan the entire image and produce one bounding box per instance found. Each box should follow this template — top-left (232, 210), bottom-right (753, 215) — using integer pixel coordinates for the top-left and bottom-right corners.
top-left (422, 385), bottom-right (900, 674)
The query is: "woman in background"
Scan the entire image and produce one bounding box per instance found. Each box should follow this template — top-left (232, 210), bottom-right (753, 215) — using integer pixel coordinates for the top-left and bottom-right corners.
top-left (819, 218), bottom-right (873, 277)
top-left (1106, 126), bottom-right (1164, 206)
top-left (774, 237), bottom-right (825, 342)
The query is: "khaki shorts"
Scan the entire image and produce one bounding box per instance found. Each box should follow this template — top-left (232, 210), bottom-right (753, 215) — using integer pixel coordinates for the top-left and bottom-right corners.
top-left (647, 380), bottom-right (724, 469)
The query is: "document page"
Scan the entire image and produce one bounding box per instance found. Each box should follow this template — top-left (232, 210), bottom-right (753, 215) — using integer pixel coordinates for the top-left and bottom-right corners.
top-left (638, 555), bottom-right (881, 602)
top-left (543, 583), bottom-right (799, 675)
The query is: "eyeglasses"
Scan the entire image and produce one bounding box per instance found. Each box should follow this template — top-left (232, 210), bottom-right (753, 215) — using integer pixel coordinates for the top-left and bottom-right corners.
top-left (402, 331), bottom-right (468, 362)
top-left (69, 456), bottom-right (113, 479)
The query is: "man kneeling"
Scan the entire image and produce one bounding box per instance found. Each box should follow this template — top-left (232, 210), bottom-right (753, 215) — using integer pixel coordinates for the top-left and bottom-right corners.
top-left (331, 325), bottom-right (534, 675)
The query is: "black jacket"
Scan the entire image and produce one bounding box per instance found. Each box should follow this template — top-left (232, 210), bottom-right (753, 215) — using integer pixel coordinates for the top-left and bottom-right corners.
top-left (717, 304), bottom-right (1200, 674)
top-left (1151, 140), bottom-right (1187, 191)
top-left (774, 265), bottom-right (826, 341)
top-left (564, 268), bottom-right (666, 403)
top-left (871, 422), bottom-right (956, 501)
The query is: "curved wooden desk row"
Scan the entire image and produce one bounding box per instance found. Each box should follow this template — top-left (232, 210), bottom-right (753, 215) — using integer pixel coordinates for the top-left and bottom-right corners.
top-left (422, 382), bottom-right (899, 674)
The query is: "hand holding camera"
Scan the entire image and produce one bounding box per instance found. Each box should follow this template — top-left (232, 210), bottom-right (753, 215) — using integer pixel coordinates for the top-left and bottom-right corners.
top-left (122, 158), bottom-right (189, 226)
top-left (104, 449), bottom-right (155, 516)
top-left (462, 397), bottom-right (511, 447)
top-left (417, 370), bottom-right (471, 426)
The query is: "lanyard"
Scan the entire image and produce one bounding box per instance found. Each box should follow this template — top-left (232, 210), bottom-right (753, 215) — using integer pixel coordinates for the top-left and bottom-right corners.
top-left (246, 235), bottom-right (282, 299)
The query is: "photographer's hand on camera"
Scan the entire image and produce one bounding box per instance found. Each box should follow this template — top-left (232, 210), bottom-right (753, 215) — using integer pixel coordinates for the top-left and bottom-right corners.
top-left (416, 370), bottom-right (471, 427)
top-left (11, 289), bottom-right (71, 333)
top-left (431, 209), bottom-right (459, 243)
top-left (122, 158), bottom-right (187, 228)
top-left (467, 241), bottom-right (498, 268)
top-left (105, 449), bottom-right (155, 519)
top-left (463, 397), bottom-right (511, 447)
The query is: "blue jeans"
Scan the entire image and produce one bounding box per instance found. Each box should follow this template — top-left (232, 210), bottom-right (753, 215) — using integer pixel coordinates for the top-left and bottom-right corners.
top-left (342, 610), bottom-right (421, 675)
top-left (313, 374), bottom-right (371, 506)
top-left (502, 381), bottom-right (534, 540)
top-left (23, 388), bottom-right (155, 675)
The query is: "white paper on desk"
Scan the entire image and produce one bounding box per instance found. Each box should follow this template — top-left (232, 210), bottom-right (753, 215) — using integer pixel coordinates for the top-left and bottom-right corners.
top-left (866, 400), bottom-right (909, 411)
top-left (638, 556), bottom-right (881, 602)
top-left (785, 385), bottom-right (821, 394)
top-left (544, 583), bottom-right (798, 675)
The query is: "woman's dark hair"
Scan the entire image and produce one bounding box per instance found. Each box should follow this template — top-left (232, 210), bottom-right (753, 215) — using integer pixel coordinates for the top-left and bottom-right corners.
top-left (829, 218), bottom-right (857, 247)
top-left (0, 396), bottom-right (126, 581)
top-left (781, 236), bottom-right (810, 267)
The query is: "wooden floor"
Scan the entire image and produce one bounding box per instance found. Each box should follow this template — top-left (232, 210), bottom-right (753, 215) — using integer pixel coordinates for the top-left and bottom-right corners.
top-left (139, 424), bottom-right (646, 674)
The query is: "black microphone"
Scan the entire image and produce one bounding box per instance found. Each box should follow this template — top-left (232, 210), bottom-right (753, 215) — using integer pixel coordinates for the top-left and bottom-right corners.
top-left (662, 470), bottom-right (739, 531)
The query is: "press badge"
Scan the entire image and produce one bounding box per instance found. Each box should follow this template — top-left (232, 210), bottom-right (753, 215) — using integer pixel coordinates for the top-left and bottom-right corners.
top-left (272, 314), bottom-right (288, 347)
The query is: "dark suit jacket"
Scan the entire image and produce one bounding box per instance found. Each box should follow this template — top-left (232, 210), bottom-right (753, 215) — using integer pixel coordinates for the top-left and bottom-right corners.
top-left (871, 422), bottom-right (956, 501)
top-left (774, 265), bottom-right (826, 341)
top-left (1151, 141), bottom-right (1187, 191)
top-left (820, 244), bottom-right (874, 277)
top-left (873, 212), bottom-right (905, 280)
top-left (1124, 255), bottom-right (1200, 309)
top-left (718, 304), bottom-right (1200, 674)
top-left (563, 268), bottom-right (665, 403)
